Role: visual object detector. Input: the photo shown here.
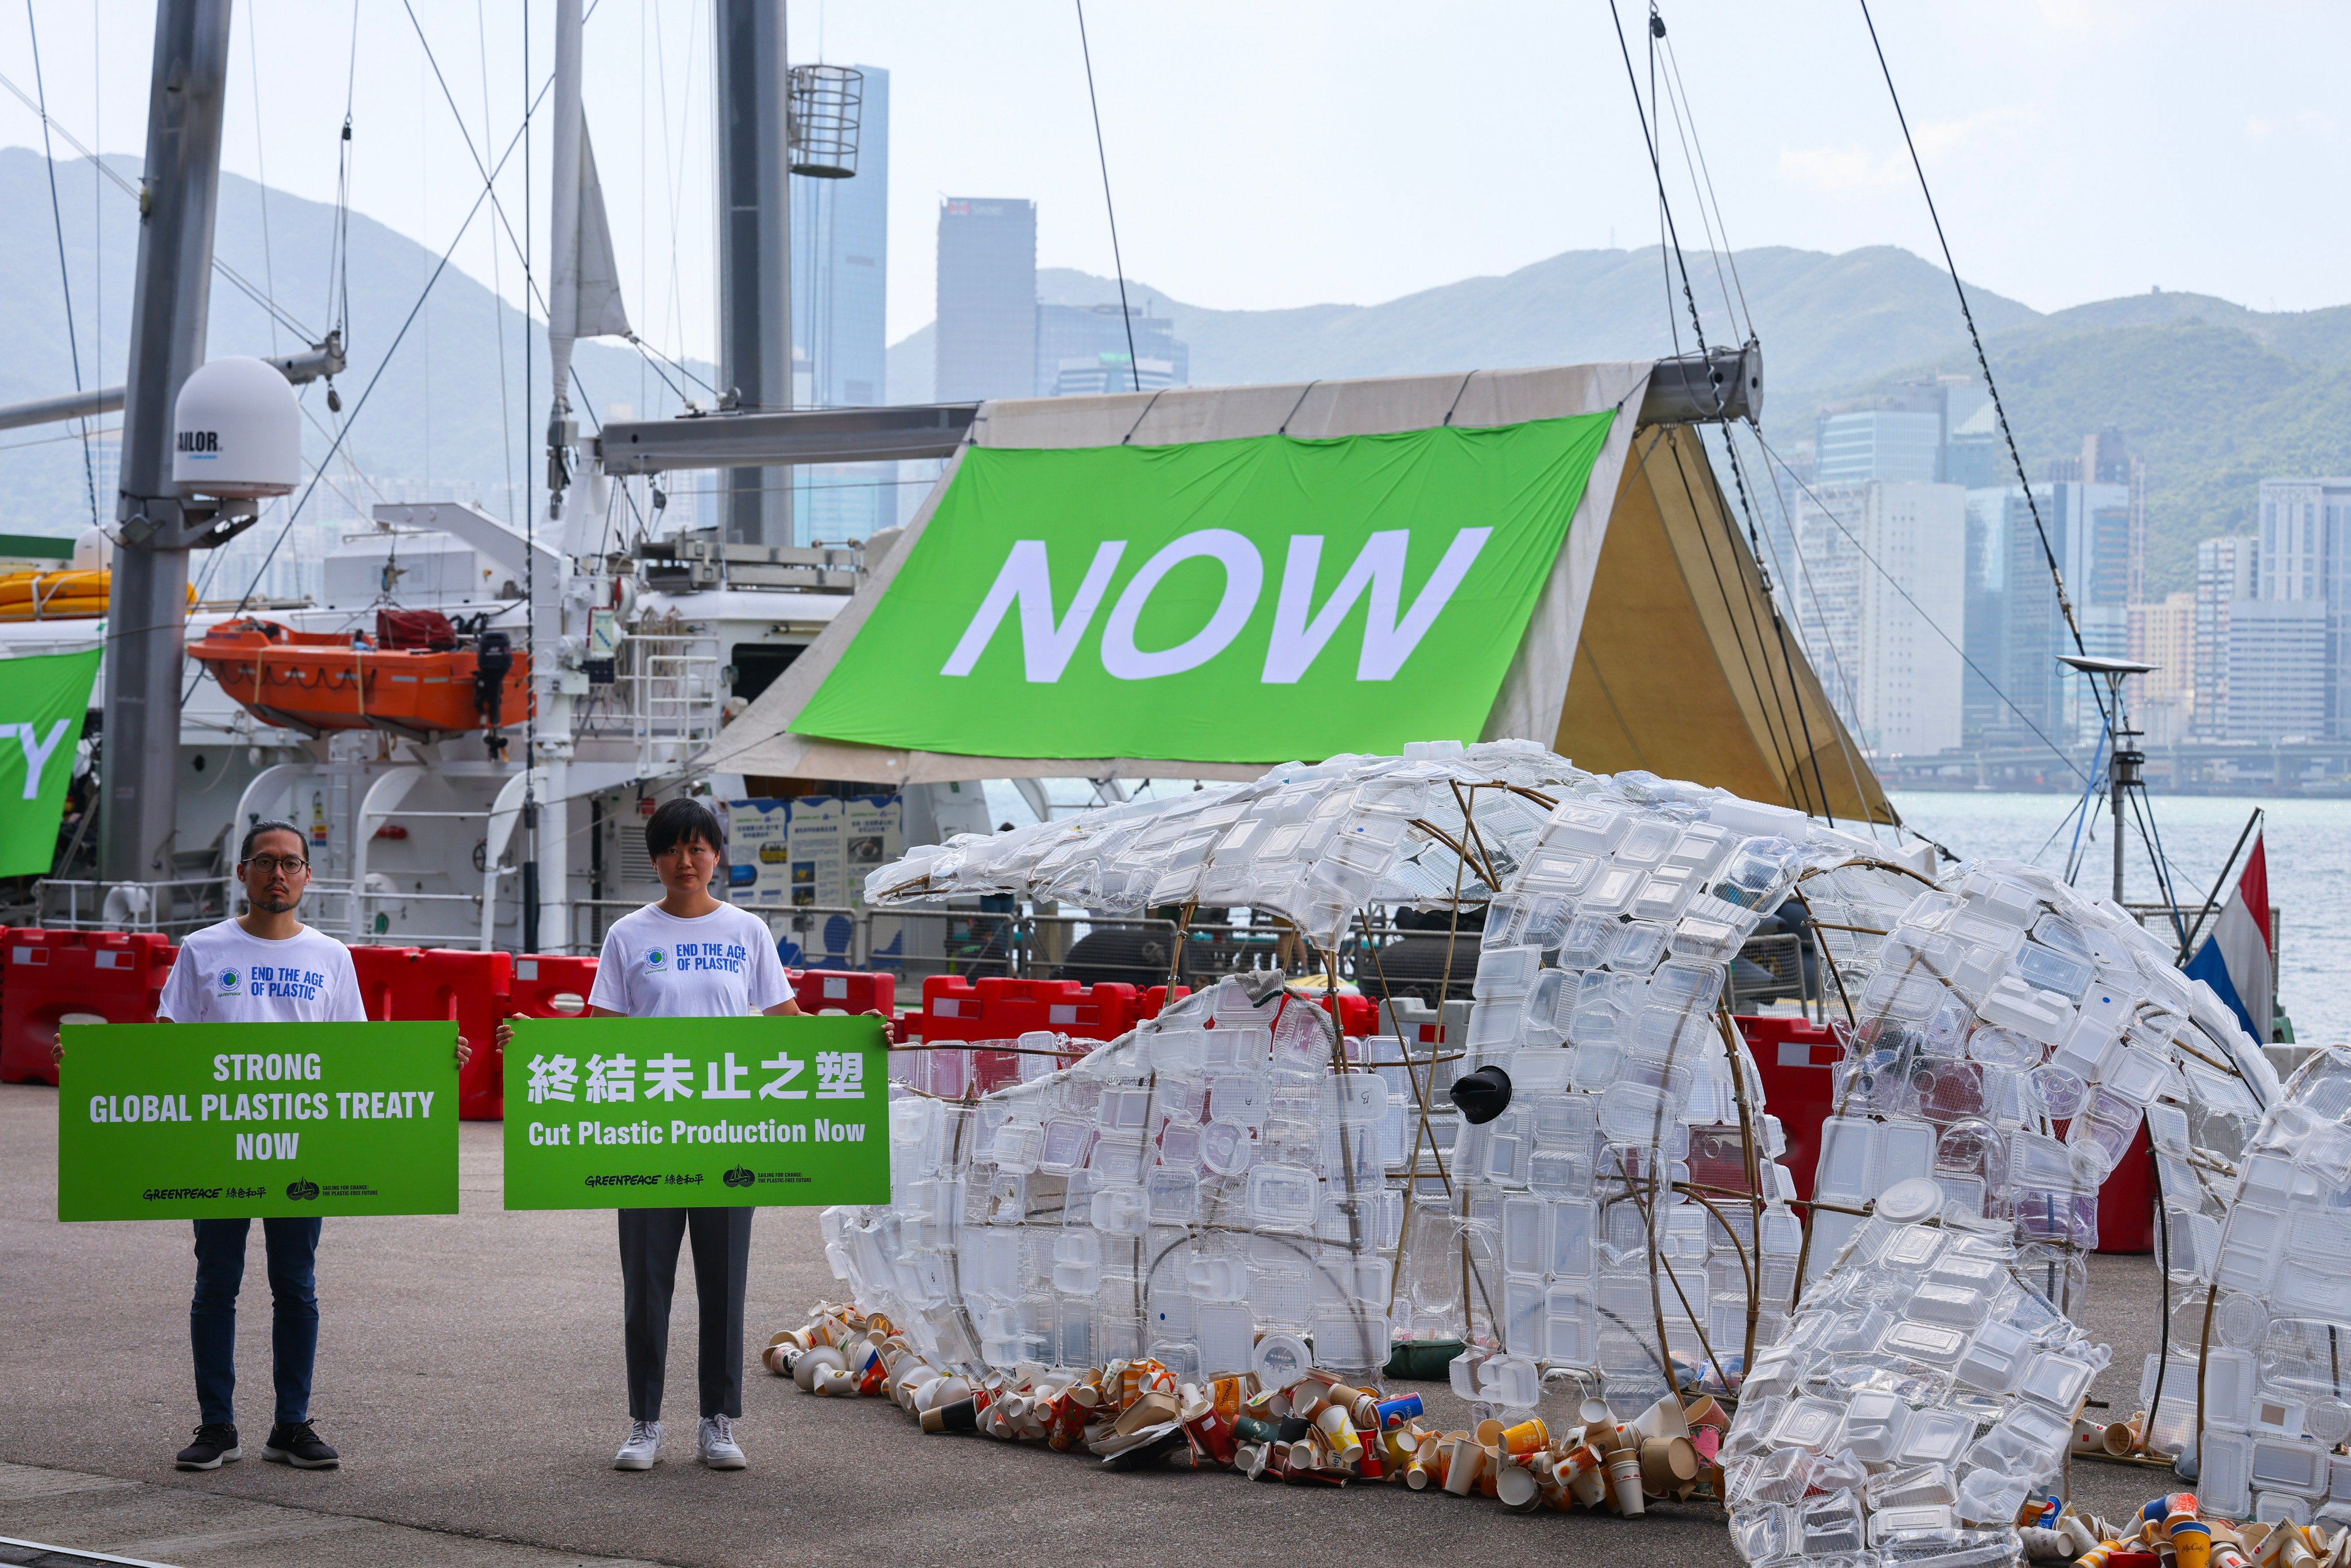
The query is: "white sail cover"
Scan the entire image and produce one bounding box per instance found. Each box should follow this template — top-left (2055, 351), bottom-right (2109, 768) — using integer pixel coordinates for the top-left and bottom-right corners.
top-left (545, 0), bottom-right (631, 409)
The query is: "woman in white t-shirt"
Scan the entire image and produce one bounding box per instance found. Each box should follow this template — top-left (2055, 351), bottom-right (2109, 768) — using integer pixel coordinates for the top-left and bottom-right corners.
top-left (505, 798), bottom-right (797, 1473)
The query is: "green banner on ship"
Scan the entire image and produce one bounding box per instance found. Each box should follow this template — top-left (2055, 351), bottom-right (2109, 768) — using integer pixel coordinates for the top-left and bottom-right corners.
top-left (502, 1015), bottom-right (890, 1210)
top-left (57, 1021), bottom-right (460, 1221)
top-left (790, 414), bottom-right (1614, 763)
top-left (0, 646), bottom-right (99, 876)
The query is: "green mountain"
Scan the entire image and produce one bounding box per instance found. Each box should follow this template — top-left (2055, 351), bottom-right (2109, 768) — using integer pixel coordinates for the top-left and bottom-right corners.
top-left (890, 250), bottom-right (2351, 599)
top-left (1815, 316), bottom-right (2351, 596)
top-left (9, 141), bottom-right (2337, 600)
top-left (0, 149), bottom-right (697, 534)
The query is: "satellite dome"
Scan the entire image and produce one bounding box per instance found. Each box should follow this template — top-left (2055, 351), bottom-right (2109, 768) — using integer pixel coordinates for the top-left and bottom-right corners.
top-left (173, 356), bottom-right (300, 500)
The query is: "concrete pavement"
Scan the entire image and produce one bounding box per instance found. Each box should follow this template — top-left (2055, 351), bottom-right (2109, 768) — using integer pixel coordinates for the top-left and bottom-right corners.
top-left (1, 1084), bottom-right (2180, 1566)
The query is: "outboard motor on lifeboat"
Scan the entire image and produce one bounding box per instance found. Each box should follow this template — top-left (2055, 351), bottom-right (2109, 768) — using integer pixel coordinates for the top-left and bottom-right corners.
top-left (474, 631), bottom-right (514, 759)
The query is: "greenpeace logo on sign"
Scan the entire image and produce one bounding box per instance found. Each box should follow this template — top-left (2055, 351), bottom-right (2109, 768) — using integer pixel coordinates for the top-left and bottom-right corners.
top-left (940, 528), bottom-right (1492, 685)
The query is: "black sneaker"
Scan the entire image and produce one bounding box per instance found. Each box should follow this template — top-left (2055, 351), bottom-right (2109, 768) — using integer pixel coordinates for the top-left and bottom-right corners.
top-left (260, 1420), bottom-right (339, 1469)
top-left (176, 1423), bottom-right (242, 1470)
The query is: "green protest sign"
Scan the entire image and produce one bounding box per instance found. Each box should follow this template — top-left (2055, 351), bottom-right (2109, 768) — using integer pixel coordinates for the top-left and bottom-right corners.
top-left (0, 646), bottom-right (99, 876)
top-left (790, 414), bottom-right (1614, 763)
top-left (57, 1021), bottom-right (459, 1221)
top-left (502, 1015), bottom-right (890, 1210)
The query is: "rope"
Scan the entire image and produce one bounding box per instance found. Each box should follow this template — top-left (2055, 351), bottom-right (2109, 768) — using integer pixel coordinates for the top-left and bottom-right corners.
top-left (24, 2), bottom-right (96, 534)
top-left (1074, 2), bottom-right (1143, 393)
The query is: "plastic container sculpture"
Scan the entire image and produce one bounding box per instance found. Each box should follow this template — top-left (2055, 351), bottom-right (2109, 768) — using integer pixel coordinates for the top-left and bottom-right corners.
top-left (1806, 860), bottom-right (2274, 1327)
top-left (1720, 1178), bottom-right (2109, 1568)
top-left (2172, 1046), bottom-right (2351, 1524)
top-left (1436, 769), bottom-right (1926, 1419)
top-left (843, 971), bottom-right (1395, 1380)
top-left (831, 743), bottom-right (1925, 1402)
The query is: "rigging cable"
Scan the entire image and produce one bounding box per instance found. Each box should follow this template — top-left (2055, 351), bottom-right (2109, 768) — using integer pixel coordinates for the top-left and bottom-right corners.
top-left (245, 0), bottom-right (280, 358)
top-left (1858, 0), bottom-right (2195, 917)
top-left (1655, 21), bottom-right (1751, 345)
top-left (193, 53), bottom-right (571, 669)
top-left (1610, 0), bottom-right (1850, 829)
top-left (1074, 1), bottom-right (1143, 393)
top-left (0, 70), bottom-right (316, 344)
top-left (478, 0), bottom-right (518, 531)
top-left (1731, 424), bottom-right (1904, 829)
top-left (1753, 431), bottom-right (2089, 786)
top-left (24, 0), bottom-right (98, 533)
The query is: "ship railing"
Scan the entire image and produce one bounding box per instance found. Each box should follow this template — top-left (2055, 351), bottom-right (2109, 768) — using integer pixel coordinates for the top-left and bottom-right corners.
top-left (33, 876), bottom-right (231, 938)
top-left (307, 877), bottom-right (504, 950)
top-left (616, 632), bottom-right (723, 775)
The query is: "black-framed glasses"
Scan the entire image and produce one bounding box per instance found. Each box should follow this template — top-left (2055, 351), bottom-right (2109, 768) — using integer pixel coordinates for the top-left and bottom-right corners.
top-left (243, 854), bottom-right (311, 875)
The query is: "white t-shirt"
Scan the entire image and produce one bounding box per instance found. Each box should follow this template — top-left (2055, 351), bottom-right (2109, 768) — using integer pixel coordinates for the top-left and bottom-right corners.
top-left (587, 902), bottom-right (792, 1019)
top-left (158, 919), bottom-right (367, 1024)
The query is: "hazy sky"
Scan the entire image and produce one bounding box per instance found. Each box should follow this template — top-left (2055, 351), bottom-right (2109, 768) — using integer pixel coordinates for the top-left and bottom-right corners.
top-left (2, 1), bottom-right (2342, 363)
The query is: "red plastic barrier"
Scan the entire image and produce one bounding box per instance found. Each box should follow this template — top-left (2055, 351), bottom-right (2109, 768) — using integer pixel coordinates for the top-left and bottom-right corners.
top-left (1736, 1014), bottom-right (1842, 1201)
top-left (350, 946), bottom-right (512, 1120)
top-left (911, 976), bottom-right (1192, 1093)
top-left (1313, 991), bottom-right (1375, 1041)
top-left (793, 969), bottom-right (895, 1018)
top-left (0, 929), bottom-right (176, 1086)
top-left (506, 954), bottom-right (600, 1020)
top-left (2096, 1123), bottom-right (2156, 1254)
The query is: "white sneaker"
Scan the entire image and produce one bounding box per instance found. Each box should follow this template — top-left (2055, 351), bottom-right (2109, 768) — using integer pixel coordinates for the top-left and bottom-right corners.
top-left (614, 1419), bottom-right (661, 1470)
top-left (698, 1414), bottom-right (746, 1469)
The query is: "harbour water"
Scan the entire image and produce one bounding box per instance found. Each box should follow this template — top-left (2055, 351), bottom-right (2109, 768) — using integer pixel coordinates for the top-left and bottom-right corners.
top-left (1891, 790), bottom-right (2348, 1043)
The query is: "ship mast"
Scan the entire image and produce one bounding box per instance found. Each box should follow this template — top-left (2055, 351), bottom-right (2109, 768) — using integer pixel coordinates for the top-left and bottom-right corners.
top-left (100, 0), bottom-right (238, 903)
top-left (713, 0), bottom-right (794, 547)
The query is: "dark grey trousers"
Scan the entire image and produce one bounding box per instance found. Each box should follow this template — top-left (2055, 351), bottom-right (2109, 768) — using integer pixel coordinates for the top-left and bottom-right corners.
top-left (617, 1206), bottom-right (752, 1421)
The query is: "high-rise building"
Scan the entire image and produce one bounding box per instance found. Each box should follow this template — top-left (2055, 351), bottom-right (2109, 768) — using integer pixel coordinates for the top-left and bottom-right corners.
top-left (2257, 477), bottom-right (2351, 737)
top-left (2193, 535), bottom-right (2258, 740)
top-left (1795, 482), bottom-right (1966, 755)
top-left (935, 198), bottom-right (1037, 402)
top-left (1814, 409), bottom-right (1942, 486)
top-left (1814, 377), bottom-right (1993, 487)
top-left (2047, 429), bottom-right (2146, 607)
top-left (791, 66), bottom-right (890, 542)
top-left (1964, 479), bottom-right (2132, 746)
top-left (1035, 302), bottom-right (1189, 397)
top-left (2127, 591), bottom-right (2196, 746)
top-left (2224, 600), bottom-right (2328, 741)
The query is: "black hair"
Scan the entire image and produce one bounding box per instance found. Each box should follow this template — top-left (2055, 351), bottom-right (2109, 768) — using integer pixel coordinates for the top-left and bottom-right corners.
top-left (645, 797), bottom-right (726, 860)
top-left (240, 818), bottom-right (308, 863)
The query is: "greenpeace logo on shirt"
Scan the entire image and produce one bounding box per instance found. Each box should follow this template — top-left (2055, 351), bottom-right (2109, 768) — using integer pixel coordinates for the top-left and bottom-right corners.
top-left (244, 964), bottom-right (328, 1002)
top-left (669, 941), bottom-right (747, 976)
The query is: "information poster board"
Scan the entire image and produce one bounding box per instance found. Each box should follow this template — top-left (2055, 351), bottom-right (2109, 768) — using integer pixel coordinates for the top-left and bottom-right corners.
top-left (727, 794), bottom-right (902, 968)
top-left (57, 1021), bottom-right (460, 1221)
top-left (502, 1014), bottom-right (889, 1210)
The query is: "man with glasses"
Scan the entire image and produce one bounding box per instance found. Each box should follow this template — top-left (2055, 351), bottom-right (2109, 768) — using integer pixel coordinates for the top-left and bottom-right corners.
top-left (140, 819), bottom-right (468, 1471)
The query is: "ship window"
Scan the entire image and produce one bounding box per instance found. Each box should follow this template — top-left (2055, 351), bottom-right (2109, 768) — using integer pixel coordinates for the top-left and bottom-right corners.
top-left (730, 643), bottom-right (803, 703)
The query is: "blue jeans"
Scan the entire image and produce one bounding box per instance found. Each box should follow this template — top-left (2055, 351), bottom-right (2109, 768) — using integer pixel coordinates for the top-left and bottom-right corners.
top-left (191, 1218), bottom-right (321, 1428)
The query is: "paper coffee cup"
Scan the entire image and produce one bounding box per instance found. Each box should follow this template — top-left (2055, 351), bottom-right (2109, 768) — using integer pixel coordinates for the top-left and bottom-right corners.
top-left (1501, 1417), bottom-right (1549, 1456)
top-left (1605, 1443), bottom-right (1644, 1516)
top-left (1639, 1435), bottom-right (1698, 1494)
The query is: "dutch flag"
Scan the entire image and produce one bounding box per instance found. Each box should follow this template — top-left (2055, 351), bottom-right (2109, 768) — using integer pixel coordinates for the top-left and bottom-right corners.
top-left (2184, 831), bottom-right (2272, 1045)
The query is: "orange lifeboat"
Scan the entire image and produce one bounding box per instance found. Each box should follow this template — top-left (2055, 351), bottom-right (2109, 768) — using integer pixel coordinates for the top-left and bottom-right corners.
top-left (188, 615), bottom-right (532, 745)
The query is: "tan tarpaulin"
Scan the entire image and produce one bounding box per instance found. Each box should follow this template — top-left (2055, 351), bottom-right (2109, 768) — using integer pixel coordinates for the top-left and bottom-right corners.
top-left (696, 366), bottom-right (1894, 825)
top-left (1559, 424), bottom-right (1894, 825)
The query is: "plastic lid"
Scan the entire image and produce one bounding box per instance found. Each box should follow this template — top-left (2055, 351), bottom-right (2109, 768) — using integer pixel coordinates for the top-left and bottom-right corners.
top-left (1876, 1178), bottom-right (1943, 1225)
top-left (1252, 1332), bottom-right (1313, 1389)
